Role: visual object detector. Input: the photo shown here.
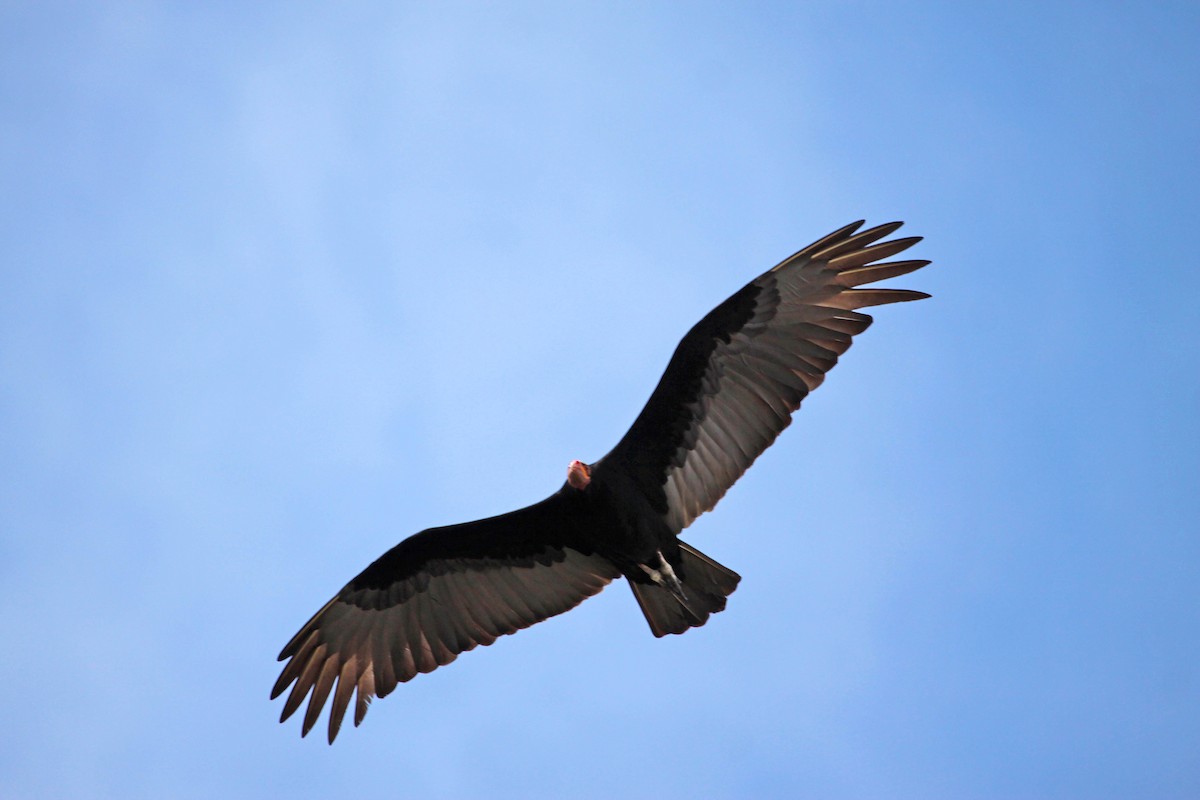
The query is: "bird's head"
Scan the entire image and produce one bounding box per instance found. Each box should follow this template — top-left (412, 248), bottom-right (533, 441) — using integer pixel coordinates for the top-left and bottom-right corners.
top-left (566, 460), bottom-right (591, 490)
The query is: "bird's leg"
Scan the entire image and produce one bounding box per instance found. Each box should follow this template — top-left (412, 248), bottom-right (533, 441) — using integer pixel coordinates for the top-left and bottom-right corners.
top-left (638, 550), bottom-right (700, 620)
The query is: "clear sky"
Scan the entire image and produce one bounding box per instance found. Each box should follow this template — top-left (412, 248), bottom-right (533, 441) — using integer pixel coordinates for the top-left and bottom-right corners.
top-left (2, 2), bottom-right (1198, 798)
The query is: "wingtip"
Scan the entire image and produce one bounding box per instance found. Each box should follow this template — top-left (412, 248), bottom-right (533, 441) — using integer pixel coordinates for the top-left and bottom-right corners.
top-left (776, 220), bottom-right (869, 270)
top-left (828, 220), bottom-right (867, 240)
top-left (843, 220), bottom-right (867, 237)
top-left (871, 220), bottom-right (905, 236)
top-left (879, 289), bottom-right (932, 303)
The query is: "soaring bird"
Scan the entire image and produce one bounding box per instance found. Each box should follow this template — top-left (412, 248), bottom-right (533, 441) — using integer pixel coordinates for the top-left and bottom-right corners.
top-left (272, 220), bottom-right (930, 742)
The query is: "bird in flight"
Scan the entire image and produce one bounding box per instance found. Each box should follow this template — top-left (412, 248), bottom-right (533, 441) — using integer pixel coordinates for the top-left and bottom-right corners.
top-left (272, 220), bottom-right (930, 742)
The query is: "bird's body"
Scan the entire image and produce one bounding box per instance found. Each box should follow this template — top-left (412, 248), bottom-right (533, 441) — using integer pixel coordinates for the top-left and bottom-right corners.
top-left (273, 221), bottom-right (931, 741)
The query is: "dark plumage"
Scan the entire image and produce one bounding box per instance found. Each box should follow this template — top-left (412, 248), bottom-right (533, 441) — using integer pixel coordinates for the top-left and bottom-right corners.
top-left (272, 220), bottom-right (930, 742)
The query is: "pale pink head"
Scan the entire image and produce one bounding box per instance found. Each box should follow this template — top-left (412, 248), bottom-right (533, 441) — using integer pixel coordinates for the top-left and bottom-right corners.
top-left (566, 460), bottom-right (591, 490)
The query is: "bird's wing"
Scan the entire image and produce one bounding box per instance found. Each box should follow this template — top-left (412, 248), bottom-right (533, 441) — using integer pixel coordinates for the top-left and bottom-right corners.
top-left (599, 221), bottom-right (929, 533)
top-left (271, 494), bottom-right (619, 743)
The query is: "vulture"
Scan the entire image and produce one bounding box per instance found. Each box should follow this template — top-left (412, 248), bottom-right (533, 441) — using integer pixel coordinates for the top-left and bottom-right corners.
top-left (273, 220), bottom-right (930, 742)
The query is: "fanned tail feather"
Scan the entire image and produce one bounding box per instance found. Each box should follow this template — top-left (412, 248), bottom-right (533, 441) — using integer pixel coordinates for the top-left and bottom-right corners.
top-left (629, 542), bottom-right (741, 637)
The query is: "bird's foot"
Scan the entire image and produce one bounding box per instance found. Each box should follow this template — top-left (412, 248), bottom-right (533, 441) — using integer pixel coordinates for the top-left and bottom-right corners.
top-left (639, 550), bottom-right (693, 610)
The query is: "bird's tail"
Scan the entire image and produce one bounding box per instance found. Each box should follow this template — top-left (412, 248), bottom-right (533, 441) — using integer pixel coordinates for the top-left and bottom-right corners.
top-left (629, 542), bottom-right (741, 637)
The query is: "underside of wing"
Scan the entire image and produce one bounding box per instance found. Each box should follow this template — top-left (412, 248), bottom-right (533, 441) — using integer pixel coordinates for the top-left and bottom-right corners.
top-left (601, 221), bottom-right (930, 532)
top-left (271, 497), bottom-right (620, 743)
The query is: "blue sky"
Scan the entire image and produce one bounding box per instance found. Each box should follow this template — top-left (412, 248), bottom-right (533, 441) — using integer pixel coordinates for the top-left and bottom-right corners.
top-left (2, 2), bottom-right (1198, 797)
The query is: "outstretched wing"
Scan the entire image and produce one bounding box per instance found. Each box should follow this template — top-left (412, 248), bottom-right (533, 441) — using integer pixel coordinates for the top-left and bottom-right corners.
top-left (599, 221), bottom-right (930, 533)
top-left (272, 493), bottom-right (619, 743)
